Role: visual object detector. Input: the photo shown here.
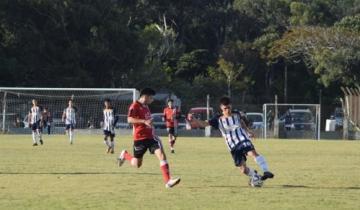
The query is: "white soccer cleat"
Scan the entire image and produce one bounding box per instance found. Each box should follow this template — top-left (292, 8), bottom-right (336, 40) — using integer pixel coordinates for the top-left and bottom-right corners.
top-left (117, 150), bottom-right (127, 167)
top-left (165, 177), bottom-right (181, 188)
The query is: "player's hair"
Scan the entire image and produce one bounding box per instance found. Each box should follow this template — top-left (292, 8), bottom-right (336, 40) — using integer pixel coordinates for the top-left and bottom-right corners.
top-left (140, 88), bottom-right (156, 97)
top-left (68, 99), bottom-right (73, 102)
top-left (104, 98), bottom-right (111, 103)
top-left (219, 97), bottom-right (231, 105)
top-left (167, 99), bottom-right (174, 103)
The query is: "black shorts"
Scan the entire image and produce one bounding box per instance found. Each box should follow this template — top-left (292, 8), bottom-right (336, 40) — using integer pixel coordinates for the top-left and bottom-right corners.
top-left (104, 130), bottom-right (115, 138)
top-left (133, 137), bottom-right (162, 159)
top-left (230, 140), bottom-right (255, 167)
top-left (166, 127), bottom-right (177, 136)
top-left (65, 124), bottom-right (75, 130)
top-left (31, 121), bottom-right (42, 131)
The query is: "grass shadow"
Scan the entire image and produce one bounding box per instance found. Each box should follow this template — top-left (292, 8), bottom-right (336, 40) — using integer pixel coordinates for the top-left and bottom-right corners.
top-left (0, 171), bottom-right (159, 176)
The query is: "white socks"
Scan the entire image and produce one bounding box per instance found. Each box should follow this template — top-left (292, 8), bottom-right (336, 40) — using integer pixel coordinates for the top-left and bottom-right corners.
top-left (255, 155), bottom-right (269, 172)
top-left (69, 130), bottom-right (74, 144)
top-left (246, 167), bottom-right (255, 177)
top-left (104, 140), bottom-right (110, 147)
top-left (32, 132), bottom-right (37, 143)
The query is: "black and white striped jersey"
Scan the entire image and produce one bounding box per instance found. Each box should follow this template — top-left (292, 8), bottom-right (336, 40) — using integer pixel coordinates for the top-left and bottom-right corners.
top-left (64, 107), bottom-right (77, 125)
top-left (29, 106), bottom-right (42, 124)
top-left (209, 112), bottom-right (251, 151)
top-left (103, 108), bottom-right (116, 131)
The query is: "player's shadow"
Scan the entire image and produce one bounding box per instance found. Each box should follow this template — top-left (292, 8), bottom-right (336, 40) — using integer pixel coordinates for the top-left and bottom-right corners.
top-left (279, 185), bottom-right (360, 190)
top-left (201, 185), bottom-right (360, 190)
top-left (0, 171), bottom-right (159, 176)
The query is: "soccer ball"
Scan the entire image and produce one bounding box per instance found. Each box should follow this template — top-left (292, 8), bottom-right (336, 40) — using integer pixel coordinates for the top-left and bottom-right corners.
top-left (249, 174), bottom-right (263, 187)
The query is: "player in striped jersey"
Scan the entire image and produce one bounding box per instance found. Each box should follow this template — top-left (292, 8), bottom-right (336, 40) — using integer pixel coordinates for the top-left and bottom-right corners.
top-left (103, 99), bottom-right (118, 154)
top-left (28, 99), bottom-right (44, 146)
top-left (62, 99), bottom-right (77, 144)
top-left (190, 97), bottom-right (274, 185)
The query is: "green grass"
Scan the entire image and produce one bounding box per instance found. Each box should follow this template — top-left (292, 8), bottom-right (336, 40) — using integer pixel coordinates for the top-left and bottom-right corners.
top-left (0, 135), bottom-right (359, 210)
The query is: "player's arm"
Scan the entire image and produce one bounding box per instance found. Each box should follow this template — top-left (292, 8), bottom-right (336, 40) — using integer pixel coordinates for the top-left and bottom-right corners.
top-left (239, 114), bottom-right (255, 138)
top-left (127, 105), bottom-right (152, 127)
top-left (27, 111), bottom-right (31, 125)
top-left (128, 117), bottom-right (152, 126)
top-left (62, 110), bottom-right (66, 122)
top-left (113, 109), bottom-right (119, 126)
top-left (190, 115), bottom-right (219, 129)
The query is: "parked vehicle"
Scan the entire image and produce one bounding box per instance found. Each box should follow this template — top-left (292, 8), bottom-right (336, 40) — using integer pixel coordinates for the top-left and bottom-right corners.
top-left (246, 112), bottom-right (264, 130)
top-left (280, 109), bottom-right (315, 131)
top-left (115, 114), bottom-right (131, 129)
top-left (151, 113), bottom-right (166, 129)
top-left (187, 107), bottom-right (213, 129)
top-left (333, 107), bottom-right (343, 130)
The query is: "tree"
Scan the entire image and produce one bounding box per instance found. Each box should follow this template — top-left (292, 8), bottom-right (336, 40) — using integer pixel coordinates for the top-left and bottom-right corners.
top-left (269, 26), bottom-right (360, 87)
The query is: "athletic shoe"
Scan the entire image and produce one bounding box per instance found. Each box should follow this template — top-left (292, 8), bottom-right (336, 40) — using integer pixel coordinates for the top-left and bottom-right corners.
top-left (32, 143), bottom-right (38, 146)
top-left (107, 146), bottom-right (112, 154)
top-left (110, 148), bottom-right (114, 154)
top-left (39, 139), bottom-right (43, 145)
top-left (171, 148), bottom-right (175, 154)
top-left (261, 171), bottom-right (274, 181)
top-left (165, 177), bottom-right (181, 188)
top-left (117, 150), bottom-right (127, 167)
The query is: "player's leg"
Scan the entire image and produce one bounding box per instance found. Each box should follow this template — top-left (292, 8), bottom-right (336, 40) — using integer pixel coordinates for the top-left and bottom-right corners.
top-left (31, 124), bottom-right (38, 146)
top-left (247, 149), bottom-right (274, 180)
top-left (69, 125), bottom-right (75, 144)
top-left (47, 123), bottom-right (51, 135)
top-left (109, 133), bottom-right (115, 154)
top-left (117, 140), bottom-right (145, 168)
top-left (38, 122), bottom-right (43, 145)
top-left (103, 131), bottom-right (111, 153)
top-left (168, 127), bottom-right (176, 153)
top-left (152, 137), bottom-right (180, 188)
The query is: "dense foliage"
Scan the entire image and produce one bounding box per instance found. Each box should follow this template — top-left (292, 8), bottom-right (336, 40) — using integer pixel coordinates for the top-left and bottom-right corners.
top-left (1, 0), bottom-right (359, 104)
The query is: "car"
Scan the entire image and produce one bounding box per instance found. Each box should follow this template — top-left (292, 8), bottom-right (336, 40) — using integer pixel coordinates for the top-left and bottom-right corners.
top-left (115, 114), bottom-right (131, 129)
top-left (151, 113), bottom-right (166, 129)
top-left (333, 107), bottom-right (343, 129)
top-left (187, 107), bottom-right (214, 129)
top-left (280, 109), bottom-right (315, 131)
top-left (246, 112), bottom-right (264, 130)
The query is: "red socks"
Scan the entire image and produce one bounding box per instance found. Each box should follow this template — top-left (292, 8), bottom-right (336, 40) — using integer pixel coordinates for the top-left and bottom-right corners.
top-left (160, 160), bottom-right (170, 183)
top-left (124, 151), bottom-right (133, 161)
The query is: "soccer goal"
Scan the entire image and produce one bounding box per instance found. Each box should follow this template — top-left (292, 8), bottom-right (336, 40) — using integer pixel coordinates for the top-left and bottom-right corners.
top-left (263, 103), bottom-right (321, 140)
top-left (0, 87), bottom-right (138, 134)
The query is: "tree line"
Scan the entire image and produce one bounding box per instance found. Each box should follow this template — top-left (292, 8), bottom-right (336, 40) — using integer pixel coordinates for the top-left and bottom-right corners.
top-left (0, 0), bottom-right (359, 106)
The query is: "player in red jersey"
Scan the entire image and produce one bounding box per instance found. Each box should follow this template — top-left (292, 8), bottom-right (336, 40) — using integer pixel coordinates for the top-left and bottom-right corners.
top-left (163, 99), bottom-right (180, 153)
top-left (117, 88), bottom-right (181, 188)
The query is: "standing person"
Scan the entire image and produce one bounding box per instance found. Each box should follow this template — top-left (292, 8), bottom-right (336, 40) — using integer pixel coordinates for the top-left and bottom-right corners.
top-left (103, 99), bottom-right (118, 154)
top-left (163, 99), bottom-right (180, 153)
top-left (190, 97), bottom-right (274, 185)
top-left (117, 88), bottom-right (181, 188)
top-left (42, 107), bottom-right (52, 135)
top-left (62, 99), bottom-right (77, 144)
top-left (28, 99), bottom-right (44, 146)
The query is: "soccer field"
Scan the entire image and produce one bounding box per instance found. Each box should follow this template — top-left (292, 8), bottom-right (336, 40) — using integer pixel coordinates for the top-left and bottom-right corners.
top-left (0, 135), bottom-right (359, 210)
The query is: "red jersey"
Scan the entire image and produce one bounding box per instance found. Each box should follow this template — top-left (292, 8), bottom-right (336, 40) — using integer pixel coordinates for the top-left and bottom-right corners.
top-left (128, 101), bottom-right (153, 140)
top-left (163, 106), bottom-right (180, 128)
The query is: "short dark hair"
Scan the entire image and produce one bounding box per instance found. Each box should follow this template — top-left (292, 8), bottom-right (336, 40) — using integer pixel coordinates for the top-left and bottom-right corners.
top-left (167, 99), bottom-right (174, 103)
top-left (104, 98), bottom-right (111, 103)
top-left (219, 97), bottom-right (231, 105)
top-left (140, 88), bottom-right (156, 97)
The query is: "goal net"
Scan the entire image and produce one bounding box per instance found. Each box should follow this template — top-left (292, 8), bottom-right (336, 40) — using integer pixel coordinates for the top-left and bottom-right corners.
top-left (0, 87), bottom-right (138, 134)
top-left (263, 103), bottom-right (321, 140)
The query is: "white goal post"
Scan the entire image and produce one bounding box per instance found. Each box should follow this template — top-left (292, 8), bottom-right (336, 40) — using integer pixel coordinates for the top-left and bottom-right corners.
top-left (0, 87), bottom-right (139, 134)
top-left (263, 103), bottom-right (321, 140)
